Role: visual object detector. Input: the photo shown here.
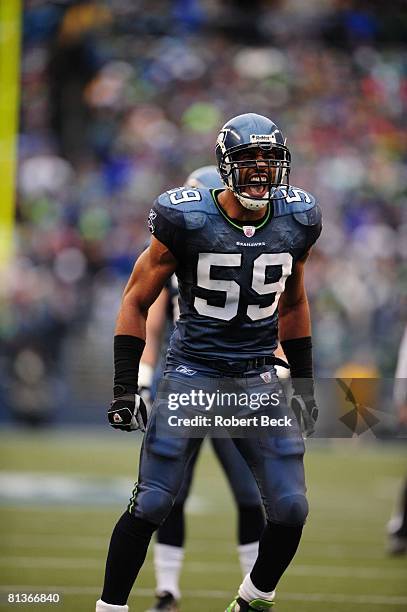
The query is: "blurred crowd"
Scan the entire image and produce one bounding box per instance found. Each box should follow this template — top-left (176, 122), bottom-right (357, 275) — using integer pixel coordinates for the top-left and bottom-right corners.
top-left (1, 0), bottom-right (406, 423)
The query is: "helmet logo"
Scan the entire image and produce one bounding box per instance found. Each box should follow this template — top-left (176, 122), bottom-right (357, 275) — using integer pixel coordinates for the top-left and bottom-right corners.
top-left (250, 131), bottom-right (280, 144)
top-left (243, 225), bottom-right (256, 237)
top-left (216, 128), bottom-right (232, 153)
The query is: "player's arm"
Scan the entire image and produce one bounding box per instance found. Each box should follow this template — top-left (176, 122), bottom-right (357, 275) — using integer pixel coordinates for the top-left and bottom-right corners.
top-left (116, 238), bottom-right (176, 339)
top-left (278, 251), bottom-right (318, 437)
top-left (141, 287), bottom-right (169, 367)
top-left (278, 252), bottom-right (311, 342)
top-left (109, 237), bottom-right (177, 432)
top-left (138, 285), bottom-right (170, 407)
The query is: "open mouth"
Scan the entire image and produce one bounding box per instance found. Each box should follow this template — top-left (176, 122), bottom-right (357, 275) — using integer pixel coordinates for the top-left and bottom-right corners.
top-left (244, 174), bottom-right (269, 198)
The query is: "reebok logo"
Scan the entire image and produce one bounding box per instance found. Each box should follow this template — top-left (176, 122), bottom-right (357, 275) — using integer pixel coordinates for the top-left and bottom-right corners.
top-left (250, 131), bottom-right (280, 144)
top-left (175, 365), bottom-right (197, 376)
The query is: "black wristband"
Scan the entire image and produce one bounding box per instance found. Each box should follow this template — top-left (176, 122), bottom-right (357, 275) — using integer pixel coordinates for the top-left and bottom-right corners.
top-left (113, 335), bottom-right (145, 396)
top-left (281, 336), bottom-right (313, 394)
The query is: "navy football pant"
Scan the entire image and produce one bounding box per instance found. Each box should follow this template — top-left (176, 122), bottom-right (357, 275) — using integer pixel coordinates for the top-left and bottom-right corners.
top-left (156, 436), bottom-right (265, 547)
top-left (129, 362), bottom-right (308, 527)
top-left (163, 437), bottom-right (263, 508)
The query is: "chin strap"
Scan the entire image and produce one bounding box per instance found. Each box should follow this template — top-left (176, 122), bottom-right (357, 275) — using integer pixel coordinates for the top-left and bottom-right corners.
top-left (236, 192), bottom-right (268, 211)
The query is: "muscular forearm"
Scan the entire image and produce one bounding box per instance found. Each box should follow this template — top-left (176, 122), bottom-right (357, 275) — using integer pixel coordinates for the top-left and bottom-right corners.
top-left (279, 293), bottom-right (311, 342)
top-left (115, 295), bottom-right (148, 340)
top-left (141, 288), bottom-right (169, 367)
top-left (279, 295), bottom-right (313, 387)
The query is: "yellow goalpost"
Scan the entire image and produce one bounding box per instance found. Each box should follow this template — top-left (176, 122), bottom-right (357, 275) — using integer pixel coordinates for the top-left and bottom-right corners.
top-left (0, 0), bottom-right (21, 270)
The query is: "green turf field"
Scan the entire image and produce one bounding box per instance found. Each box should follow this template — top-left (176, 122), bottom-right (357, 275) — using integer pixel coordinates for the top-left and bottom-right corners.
top-left (0, 431), bottom-right (406, 611)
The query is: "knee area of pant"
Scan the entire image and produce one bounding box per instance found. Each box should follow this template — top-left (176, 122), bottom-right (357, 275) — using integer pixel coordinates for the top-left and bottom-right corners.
top-left (133, 489), bottom-right (174, 525)
top-left (273, 493), bottom-right (309, 525)
top-left (232, 482), bottom-right (262, 506)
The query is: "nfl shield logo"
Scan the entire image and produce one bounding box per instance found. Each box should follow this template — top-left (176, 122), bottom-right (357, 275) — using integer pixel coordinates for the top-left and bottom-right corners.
top-left (243, 225), bottom-right (255, 237)
top-left (260, 371), bottom-right (272, 384)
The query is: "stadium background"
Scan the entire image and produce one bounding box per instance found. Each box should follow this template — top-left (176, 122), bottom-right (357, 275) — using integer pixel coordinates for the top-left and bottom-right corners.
top-left (0, 1), bottom-right (406, 610)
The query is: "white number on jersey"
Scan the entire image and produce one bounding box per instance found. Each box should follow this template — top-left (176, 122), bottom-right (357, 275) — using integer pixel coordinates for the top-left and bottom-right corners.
top-left (167, 188), bottom-right (202, 205)
top-left (194, 252), bottom-right (293, 321)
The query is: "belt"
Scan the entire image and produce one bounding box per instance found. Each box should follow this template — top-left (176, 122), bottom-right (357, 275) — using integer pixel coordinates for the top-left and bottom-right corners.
top-left (181, 353), bottom-right (290, 375)
top-left (245, 355), bottom-right (290, 371)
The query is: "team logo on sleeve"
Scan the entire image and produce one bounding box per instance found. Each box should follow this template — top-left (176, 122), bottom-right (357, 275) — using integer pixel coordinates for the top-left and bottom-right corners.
top-left (243, 225), bottom-right (256, 237)
top-left (148, 209), bottom-right (157, 233)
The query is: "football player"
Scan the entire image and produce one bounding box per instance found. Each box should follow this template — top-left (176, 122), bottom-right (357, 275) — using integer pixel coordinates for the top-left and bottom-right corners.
top-left (142, 166), bottom-right (266, 612)
top-left (96, 113), bottom-right (322, 612)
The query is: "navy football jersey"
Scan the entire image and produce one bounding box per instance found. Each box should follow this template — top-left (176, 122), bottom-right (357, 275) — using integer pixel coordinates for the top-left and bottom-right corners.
top-left (148, 186), bottom-right (322, 362)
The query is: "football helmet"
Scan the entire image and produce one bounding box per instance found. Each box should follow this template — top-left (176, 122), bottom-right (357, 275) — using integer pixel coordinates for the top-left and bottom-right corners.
top-left (215, 113), bottom-right (290, 210)
top-left (185, 165), bottom-right (224, 189)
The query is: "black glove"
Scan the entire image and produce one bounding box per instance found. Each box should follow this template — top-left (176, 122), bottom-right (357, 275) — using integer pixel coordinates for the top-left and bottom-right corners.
top-left (291, 391), bottom-right (318, 438)
top-left (108, 385), bottom-right (149, 432)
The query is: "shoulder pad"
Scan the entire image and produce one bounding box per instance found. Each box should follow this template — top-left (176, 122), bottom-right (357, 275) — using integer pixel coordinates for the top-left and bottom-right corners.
top-left (273, 186), bottom-right (317, 219)
top-left (153, 191), bottom-right (185, 229)
top-left (293, 202), bottom-right (322, 227)
top-left (155, 187), bottom-right (214, 230)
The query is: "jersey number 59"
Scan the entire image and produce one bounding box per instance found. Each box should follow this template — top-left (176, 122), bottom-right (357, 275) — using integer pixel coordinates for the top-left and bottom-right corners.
top-left (194, 252), bottom-right (293, 321)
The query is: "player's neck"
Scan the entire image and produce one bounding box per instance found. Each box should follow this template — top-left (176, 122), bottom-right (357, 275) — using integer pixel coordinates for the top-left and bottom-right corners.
top-left (217, 189), bottom-right (268, 222)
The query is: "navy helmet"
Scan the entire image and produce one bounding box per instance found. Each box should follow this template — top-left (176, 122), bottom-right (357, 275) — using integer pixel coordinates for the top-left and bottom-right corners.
top-left (215, 113), bottom-right (291, 210)
top-left (185, 165), bottom-right (224, 189)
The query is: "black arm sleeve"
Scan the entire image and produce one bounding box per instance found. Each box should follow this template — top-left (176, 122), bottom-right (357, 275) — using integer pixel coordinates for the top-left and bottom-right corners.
top-left (281, 336), bottom-right (314, 394)
top-left (113, 335), bottom-right (146, 396)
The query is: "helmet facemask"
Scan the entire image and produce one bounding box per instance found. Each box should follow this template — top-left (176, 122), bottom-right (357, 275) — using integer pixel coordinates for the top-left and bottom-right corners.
top-left (219, 143), bottom-right (290, 211)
